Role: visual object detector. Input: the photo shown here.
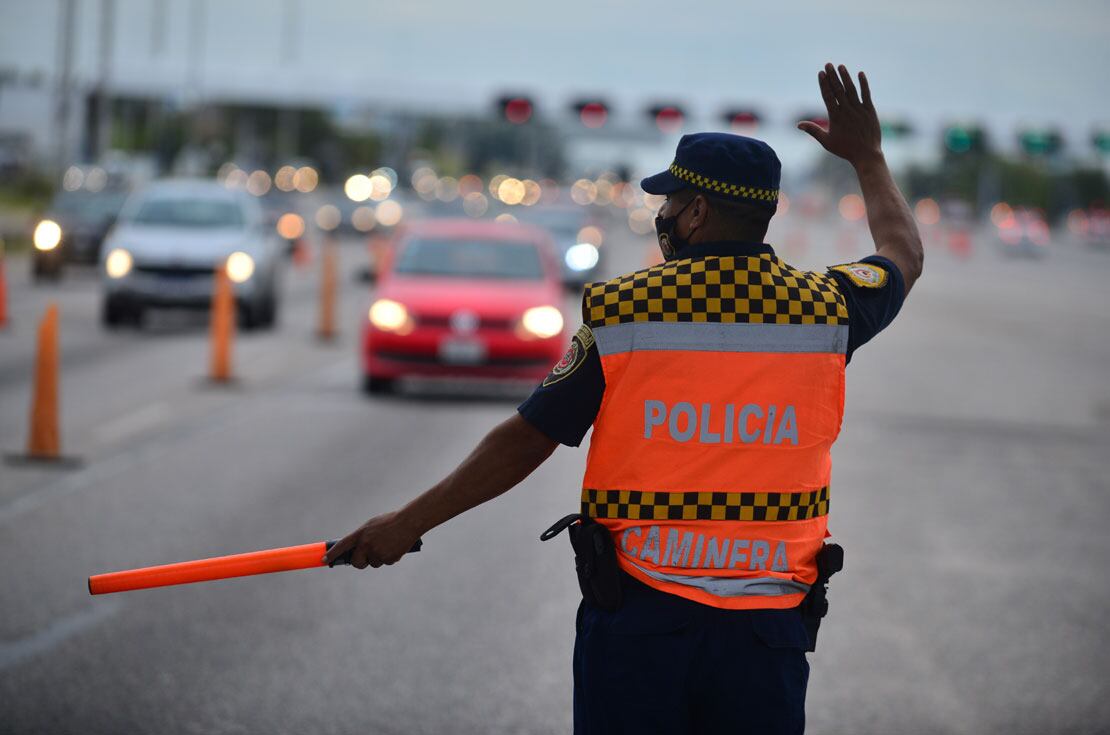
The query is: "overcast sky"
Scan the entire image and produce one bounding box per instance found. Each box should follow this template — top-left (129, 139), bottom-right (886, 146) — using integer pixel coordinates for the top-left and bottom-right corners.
top-left (2, 0), bottom-right (1107, 148)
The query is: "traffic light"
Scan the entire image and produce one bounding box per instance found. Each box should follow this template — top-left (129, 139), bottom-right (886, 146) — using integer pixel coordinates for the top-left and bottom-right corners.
top-left (497, 95), bottom-right (534, 124)
top-left (722, 109), bottom-right (761, 132)
top-left (795, 111), bottom-right (829, 131)
top-left (943, 124), bottom-right (987, 155)
top-left (649, 104), bottom-right (685, 133)
top-left (1018, 128), bottom-right (1063, 156)
top-left (1092, 130), bottom-right (1110, 155)
top-left (880, 119), bottom-right (914, 139)
top-left (573, 100), bottom-right (609, 129)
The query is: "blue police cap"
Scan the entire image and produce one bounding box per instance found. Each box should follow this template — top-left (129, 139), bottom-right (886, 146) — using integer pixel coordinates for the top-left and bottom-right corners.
top-left (641, 132), bottom-right (781, 211)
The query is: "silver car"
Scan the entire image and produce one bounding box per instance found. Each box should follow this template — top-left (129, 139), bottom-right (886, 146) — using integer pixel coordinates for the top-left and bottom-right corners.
top-left (100, 179), bottom-right (281, 329)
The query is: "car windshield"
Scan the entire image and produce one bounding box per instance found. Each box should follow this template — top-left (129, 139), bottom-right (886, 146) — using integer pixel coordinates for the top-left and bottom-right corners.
top-left (395, 238), bottom-right (544, 280)
top-left (517, 213), bottom-right (583, 242)
top-left (53, 191), bottom-right (128, 221)
top-left (131, 198), bottom-right (245, 228)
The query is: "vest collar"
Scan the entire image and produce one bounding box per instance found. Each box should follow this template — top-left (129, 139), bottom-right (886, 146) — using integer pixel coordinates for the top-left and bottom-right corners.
top-left (673, 240), bottom-right (776, 260)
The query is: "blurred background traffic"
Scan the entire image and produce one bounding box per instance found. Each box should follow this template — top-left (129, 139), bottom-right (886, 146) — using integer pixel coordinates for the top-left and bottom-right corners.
top-left (1, 2), bottom-right (1108, 733)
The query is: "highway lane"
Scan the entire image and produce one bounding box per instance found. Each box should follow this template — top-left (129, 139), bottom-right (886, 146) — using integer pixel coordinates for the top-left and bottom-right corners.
top-left (1, 216), bottom-right (1109, 733)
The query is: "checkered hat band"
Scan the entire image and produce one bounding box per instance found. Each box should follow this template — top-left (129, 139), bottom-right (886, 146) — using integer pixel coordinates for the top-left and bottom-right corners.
top-left (669, 163), bottom-right (779, 202)
top-left (581, 488), bottom-right (830, 522)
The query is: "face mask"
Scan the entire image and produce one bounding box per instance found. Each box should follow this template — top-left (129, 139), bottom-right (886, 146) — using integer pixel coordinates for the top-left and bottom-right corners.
top-left (654, 197), bottom-right (695, 260)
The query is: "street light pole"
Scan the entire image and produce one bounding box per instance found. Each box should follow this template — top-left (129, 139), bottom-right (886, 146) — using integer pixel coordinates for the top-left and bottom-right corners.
top-left (53, 0), bottom-right (76, 175)
top-left (94, 0), bottom-right (115, 160)
top-left (185, 0), bottom-right (207, 172)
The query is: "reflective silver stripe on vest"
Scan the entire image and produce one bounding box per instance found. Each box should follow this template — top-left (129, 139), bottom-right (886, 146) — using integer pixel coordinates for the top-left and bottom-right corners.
top-left (593, 321), bottom-right (848, 356)
top-left (629, 559), bottom-right (811, 598)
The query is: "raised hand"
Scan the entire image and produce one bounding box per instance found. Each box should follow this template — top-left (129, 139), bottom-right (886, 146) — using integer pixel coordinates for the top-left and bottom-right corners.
top-left (798, 63), bottom-right (883, 167)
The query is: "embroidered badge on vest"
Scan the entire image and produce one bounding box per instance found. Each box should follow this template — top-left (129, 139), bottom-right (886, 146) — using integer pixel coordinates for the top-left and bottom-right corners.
top-left (830, 262), bottom-right (888, 289)
top-left (542, 325), bottom-right (595, 386)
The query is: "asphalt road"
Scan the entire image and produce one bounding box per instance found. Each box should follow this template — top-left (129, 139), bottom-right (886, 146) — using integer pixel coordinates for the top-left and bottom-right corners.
top-left (1, 213), bottom-right (1108, 734)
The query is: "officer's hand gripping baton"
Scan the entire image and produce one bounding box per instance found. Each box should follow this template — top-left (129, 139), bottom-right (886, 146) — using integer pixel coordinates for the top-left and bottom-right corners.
top-left (87, 539), bottom-right (423, 595)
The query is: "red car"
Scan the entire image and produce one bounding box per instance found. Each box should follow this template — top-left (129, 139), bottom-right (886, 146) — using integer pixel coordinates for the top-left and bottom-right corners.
top-left (362, 219), bottom-right (569, 394)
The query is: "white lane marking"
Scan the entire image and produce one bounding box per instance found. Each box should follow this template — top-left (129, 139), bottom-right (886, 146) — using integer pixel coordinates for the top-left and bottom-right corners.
top-left (95, 401), bottom-right (170, 444)
top-left (0, 598), bottom-right (123, 671)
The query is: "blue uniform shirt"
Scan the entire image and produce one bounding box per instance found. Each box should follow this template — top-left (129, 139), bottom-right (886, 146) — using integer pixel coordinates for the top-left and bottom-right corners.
top-left (518, 241), bottom-right (906, 447)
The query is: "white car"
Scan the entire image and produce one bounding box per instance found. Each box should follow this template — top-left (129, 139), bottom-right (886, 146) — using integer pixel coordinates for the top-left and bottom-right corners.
top-left (100, 179), bottom-right (282, 329)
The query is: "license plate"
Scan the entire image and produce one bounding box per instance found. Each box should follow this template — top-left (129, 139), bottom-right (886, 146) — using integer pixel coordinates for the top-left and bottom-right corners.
top-left (156, 277), bottom-right (207, 297)
top-left (438, 339), bottom-right (486, 365)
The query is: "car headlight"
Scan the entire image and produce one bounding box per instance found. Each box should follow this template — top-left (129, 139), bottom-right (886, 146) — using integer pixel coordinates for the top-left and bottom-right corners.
top-left (521, 305), bottom-right (564, 339)
top-left (226, 251), bottom-right (255, 283)
top-left (105, 248), bottom-right (133, 278)
top-left (565, 243), bottom-right (599, 272)
top-left (34, 220), bottom-right (62, 251)
top-left (368, 299), bottom-right (413, 334)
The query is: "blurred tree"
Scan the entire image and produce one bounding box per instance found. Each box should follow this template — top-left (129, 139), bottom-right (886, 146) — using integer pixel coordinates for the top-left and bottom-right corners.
top-left (1065, 167), bottom-right (1109, 208)
top-left (903, 163), bottom-right (943, 201)
top-left (336, 131), bottom-right (383, 172)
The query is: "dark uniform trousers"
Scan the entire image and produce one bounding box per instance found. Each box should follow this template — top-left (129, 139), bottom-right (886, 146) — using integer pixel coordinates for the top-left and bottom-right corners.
top-left (573, 573), bottom-right (809, 734)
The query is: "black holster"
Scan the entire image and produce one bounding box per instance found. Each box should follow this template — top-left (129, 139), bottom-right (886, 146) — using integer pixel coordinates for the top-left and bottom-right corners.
top-left (799, 543), bottom-right (844, 652)
top-left (541, 514), bottom-right (622, 612)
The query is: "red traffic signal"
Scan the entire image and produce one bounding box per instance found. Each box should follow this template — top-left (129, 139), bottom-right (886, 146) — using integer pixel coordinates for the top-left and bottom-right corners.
top-left (796, 111), bottom-right (829, 131)
top-left (574, 100), bottom-right (609, 129)
top-left (498, 95), bottom-right (534, 124)
top-left (649, 104), bottom-right (685, 133)
top-left (723, 109), bottom-right (761, 131)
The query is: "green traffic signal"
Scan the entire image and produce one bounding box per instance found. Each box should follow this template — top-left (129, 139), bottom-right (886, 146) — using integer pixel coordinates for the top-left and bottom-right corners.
top-left (1094, 130), bottom-right (1110, 155)
top-left (944, 126), bottom-right (974, 153)
top-left (943, 125), bottom-right (989, 155)
top-left (1019, 129), bottom-right (1063, 156)
top-left (881, 120), bottom-right (914, 139)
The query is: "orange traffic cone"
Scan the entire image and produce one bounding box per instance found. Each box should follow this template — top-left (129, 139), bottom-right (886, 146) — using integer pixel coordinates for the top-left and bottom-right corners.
top-left (208, 263), bottom-right (236, 383)
top-left (5, 303), bottom-right (81, 467)
top-left (948, 228), bottom-right (972, 260)
top-left (317, 235), bottom-right (338, 341)
top-left (292, 237), bottom-right (312, 268)
top-left (367, 234), bottom-right (386, 277)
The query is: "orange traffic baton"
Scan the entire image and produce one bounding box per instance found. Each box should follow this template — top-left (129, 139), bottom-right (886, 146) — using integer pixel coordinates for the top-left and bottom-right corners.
top-left (88, 538), bottom-right (423, 595)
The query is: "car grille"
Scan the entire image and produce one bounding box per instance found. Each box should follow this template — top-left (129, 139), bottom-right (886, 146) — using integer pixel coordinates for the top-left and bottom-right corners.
top-left (376, 351), bottom-right (548, 367)
top-left (133, 264), bottom-right (216, 278)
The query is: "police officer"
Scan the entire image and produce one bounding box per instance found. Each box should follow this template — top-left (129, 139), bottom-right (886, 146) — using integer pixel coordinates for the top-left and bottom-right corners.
top-left (326, 63), bottom-right (923, 733)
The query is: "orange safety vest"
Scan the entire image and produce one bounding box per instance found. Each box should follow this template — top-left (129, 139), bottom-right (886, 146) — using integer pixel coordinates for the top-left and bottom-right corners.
top-left (580, 250), bottom-right (849, 610)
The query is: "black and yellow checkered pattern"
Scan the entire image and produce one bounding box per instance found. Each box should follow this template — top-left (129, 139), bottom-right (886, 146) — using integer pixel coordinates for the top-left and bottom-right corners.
top-left (583, 254), bottom-right (848, 327)
top-left (669, 163), bottom-right (779, 203)
top-left (582, 488), bottom-right (829, 522)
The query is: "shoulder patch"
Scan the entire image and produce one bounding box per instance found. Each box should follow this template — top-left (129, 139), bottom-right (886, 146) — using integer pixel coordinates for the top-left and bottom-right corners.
top-left (830, 262), bottom-right (888, 289)
top-left (542, 325), bottom-right (594, 387)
